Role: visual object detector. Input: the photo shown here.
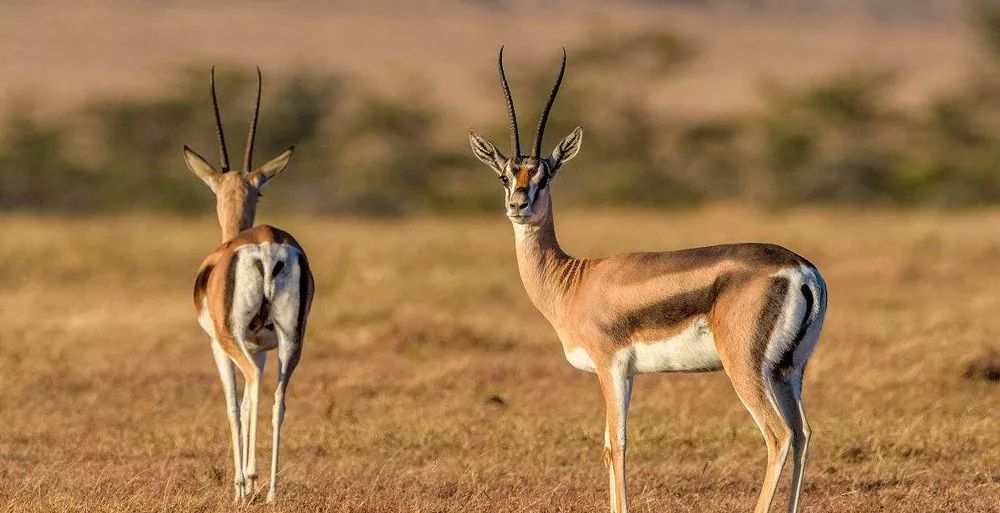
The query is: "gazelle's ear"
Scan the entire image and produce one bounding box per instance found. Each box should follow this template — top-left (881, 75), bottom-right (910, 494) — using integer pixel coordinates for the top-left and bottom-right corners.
top-left (183, 146), bottom-right (221, 192)
top-left (251, 146), bottom-right (294, 188)
top-left (547, 126), bottom-right (583, 175)
top-left (469, 130), bottom-right (507, 175)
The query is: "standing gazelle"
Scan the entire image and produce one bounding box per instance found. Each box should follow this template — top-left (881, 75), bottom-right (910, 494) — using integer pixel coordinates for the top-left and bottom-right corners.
top-left (184, 68), bottom-right (314, 503)
top-left (469, 48), bottom-right (827, 513)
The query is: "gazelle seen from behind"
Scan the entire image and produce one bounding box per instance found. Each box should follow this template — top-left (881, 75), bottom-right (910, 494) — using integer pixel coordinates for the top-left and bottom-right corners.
top-left (469, 48), bottom-right (827, 513)
top-left (184, 67), bottom-right (314, 503)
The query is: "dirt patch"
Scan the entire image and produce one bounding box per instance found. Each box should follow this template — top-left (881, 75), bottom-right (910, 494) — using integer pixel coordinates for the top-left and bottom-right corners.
top-left (964, 349), bottom-right (1000, 383)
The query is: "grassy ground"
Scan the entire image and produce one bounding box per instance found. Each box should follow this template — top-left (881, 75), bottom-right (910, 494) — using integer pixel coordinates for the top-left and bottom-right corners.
top-left (0, 207), bottom-right (997, 512)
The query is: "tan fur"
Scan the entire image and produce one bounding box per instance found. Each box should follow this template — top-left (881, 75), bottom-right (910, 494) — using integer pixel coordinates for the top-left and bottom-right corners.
top-left (186, 70), bottom-right (309, 502)
top-left (513, 196), bottom-right (822, 513)
top-left (214, 172), bottom-right (259, 241)
top-left (472, 52), bottom-right (823, 512)
top-left (515, 202), bottom-right (807, 357)
top-left (195, 225), bottom-right (311, 371)
top-left (514, 164), bottom-right (537, 188)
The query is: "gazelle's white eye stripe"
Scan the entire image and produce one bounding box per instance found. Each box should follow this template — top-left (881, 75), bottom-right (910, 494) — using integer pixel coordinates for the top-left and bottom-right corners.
top-left (530, 167), bottom-right (545, 184)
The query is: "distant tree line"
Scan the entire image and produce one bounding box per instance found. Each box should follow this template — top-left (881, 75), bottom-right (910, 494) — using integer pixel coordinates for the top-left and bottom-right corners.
top-left (4, 7), bottom-right (1000, 215)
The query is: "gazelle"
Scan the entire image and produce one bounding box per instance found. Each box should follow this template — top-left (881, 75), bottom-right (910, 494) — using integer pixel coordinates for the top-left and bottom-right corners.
top-left (469, 48), bottom-right (827, 513)
top-left (184, 67), bottom-right (314, 503)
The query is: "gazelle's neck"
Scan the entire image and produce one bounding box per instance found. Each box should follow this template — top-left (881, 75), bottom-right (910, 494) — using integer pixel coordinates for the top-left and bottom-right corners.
top-left (220, 217), bottom-right (252, 242)
top-left (217, 190), bottom-right (256, 242)
top-left (512, 198), bottom-right (575, 322)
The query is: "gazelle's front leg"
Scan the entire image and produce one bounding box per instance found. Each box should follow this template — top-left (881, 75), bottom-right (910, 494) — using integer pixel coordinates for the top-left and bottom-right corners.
top-left (239, 350), bottom-right (267, 499)
top-left (210, 340), bottom-right (245, 501)
top-left (598, 363), bottom-right (633, 513)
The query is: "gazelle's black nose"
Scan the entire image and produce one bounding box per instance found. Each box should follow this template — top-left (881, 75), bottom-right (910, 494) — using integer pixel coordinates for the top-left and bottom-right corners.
top-left (509, 201), bottom-right (529, 210)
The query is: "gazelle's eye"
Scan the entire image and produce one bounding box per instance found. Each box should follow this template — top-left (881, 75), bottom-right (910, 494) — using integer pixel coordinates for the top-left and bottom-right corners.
top-left (499, 175), bottom-right (510, 186)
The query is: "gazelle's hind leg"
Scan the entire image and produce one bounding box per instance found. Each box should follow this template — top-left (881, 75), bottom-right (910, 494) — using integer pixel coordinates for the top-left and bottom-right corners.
top-left (736, 373), bottom-right (792, 513)
top-left (267, 326), bottom-right (302, 503)
top-left (713, 276), bottom-right (800, 513)
top-left (210, 340), bottom-right (245, 501)
top-left (239, 350), bottom-right (267, 499)
top-left (265, 251), bottom-right (310, 503)
top-left (778, 374), bottom-right (811, 513)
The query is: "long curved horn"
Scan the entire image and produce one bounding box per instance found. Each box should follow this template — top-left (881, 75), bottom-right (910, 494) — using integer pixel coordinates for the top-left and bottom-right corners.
top-left (243, 67), bottom-right (262, 171)
top-left (498, 46), bottom-right (521, 157)
top-left (532, 48), bottom-right (567, 159)
top-left (210, 66), bottom-right (231, 171)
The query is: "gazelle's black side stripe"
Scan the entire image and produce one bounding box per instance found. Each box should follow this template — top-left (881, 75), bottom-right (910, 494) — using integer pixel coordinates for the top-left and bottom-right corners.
top-left (296, 254), bottom-right (311, 334)
top-left (193, 264), bottom-right (214, 307)
top-left (223, 251), bottom-right (240, 332)
top-left (778, 284), bottom-right (815, 371)
top-left (286, 252), bottom-right (312, 374)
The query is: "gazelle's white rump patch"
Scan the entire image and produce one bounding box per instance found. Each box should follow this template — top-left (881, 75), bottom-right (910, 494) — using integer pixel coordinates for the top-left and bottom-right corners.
top-left (763, 265), bottom-right (823, 370)
top-left (227, 242), bottom-right (305, 353)
top-left (623, 316), bottom-right (722, 375)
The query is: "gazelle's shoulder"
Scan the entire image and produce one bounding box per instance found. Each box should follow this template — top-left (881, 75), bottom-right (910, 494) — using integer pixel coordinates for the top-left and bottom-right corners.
top-left (218, 225), bottom-right (305, 251)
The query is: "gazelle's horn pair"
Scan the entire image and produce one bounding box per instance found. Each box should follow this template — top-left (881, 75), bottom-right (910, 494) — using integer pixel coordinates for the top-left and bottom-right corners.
top-left (498, 46), bottom-right (566, 159)
top-left (210, 66), bottom-right (262, 172)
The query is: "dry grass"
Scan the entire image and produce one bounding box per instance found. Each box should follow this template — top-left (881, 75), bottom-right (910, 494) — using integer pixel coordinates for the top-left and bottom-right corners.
top-left (1, 206), bottom-right (998, 512)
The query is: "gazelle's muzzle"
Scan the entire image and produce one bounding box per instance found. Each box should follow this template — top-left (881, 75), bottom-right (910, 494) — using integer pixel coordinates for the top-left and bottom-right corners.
top-left (506, 188), bottom-right (532, 218)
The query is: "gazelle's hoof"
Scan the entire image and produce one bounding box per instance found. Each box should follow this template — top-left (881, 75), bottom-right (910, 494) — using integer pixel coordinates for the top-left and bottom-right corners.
top-left (233, 481), bottom-right (247, 502)
top-left (266, 491), bottom-right (277, 503)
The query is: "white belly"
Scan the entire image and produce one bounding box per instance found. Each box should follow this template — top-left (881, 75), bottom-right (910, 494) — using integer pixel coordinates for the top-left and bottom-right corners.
top-left (628, 317), bottom-right (722, 374)
top-left (565, 346), bottom-right (597, 373)
top-left (562, 318), bottom-right (723, 375)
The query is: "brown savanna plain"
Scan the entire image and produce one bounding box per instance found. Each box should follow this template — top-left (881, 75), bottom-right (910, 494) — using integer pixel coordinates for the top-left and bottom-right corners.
top-left (1, 206), bottom-right (998, 512)
top-left (1, 1), bottom-right (998, 511)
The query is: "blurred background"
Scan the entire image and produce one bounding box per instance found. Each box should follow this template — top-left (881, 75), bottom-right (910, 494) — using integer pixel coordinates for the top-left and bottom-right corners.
top-left (3, 3), bottom-right (1000, 512)
top-left (3, 0), bottom-right (998, 215)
